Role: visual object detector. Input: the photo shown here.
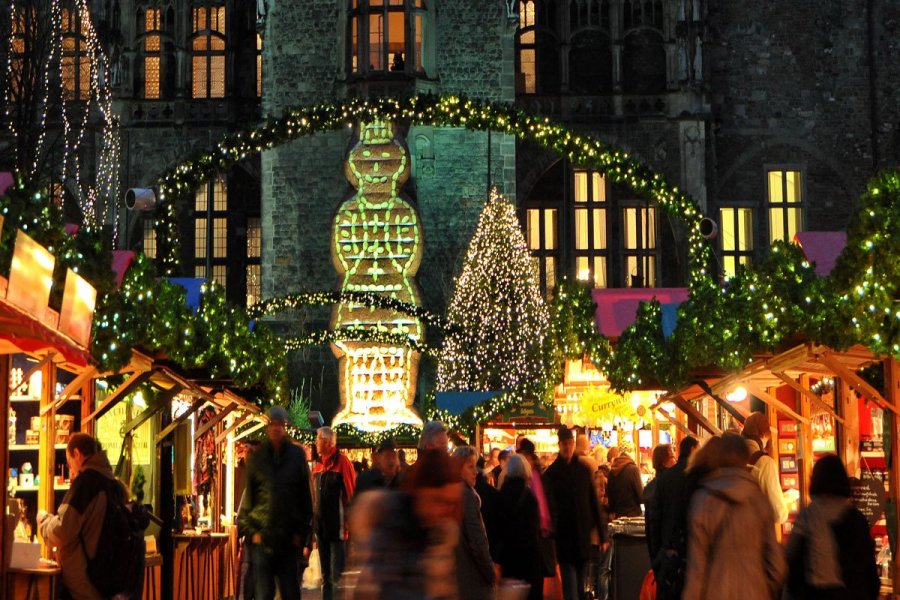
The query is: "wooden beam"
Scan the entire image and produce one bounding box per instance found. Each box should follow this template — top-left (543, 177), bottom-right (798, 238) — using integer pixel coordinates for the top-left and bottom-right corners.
top-left (234, 420), bottom-right (266, 442)
top-left (667, 394), bottom-right (722, 435)
top-left (119, 384), bottom-right (183, 437)
top-left (772, 371), bottom-right (845, 425)
top-left (655, 407), bottom-right (694, 437)
top-left (41, 365), bottom-right (98, 416)
top-left (194, 402), bottom-right (238, 439)
top-left (155, 395), bottom-right (207, 444)
top-left (215, 411), bottom-right (253, 445)
top-left (83, 368), bottom-right (153, 424)
top-left (836, 377), bottom-right (860, 478)
top-left (884, 357), bottom-right (900, 596)
top-left (797, 382), bottom-right (813, 510)
top-left (817, 352), bottom-right (897, 415)
top-left (744, 381), bottom-right (809, 424)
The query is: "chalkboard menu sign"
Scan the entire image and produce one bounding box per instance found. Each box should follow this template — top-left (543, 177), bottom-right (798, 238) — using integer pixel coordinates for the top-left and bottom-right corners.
top-left (850, 476), bottom-right (886, 528)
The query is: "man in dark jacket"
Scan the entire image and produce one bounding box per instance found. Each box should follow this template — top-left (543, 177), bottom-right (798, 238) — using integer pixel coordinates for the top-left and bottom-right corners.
top-left (355, 438), bottom-right (400, 495)
top-left (606, 444), bottom-right (644, 518)
top-left (544, 427), bottom-right (604, 600)
top-left (237, 406), bottom-right (313, 600)
top-left (313, 426), bottom-right (357, 600)
top-left (648, 436), bottom-right (699, 600)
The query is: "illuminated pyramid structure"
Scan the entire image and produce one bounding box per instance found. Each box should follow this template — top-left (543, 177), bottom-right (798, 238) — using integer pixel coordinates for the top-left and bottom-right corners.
top-left (330, 121), bottom-right (424, 431)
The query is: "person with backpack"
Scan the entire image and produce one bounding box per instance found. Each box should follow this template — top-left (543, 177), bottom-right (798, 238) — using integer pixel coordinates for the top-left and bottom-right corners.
top-left (785, 454), bottom-right (879, 600)
top-left (741, 412), bottom-right (789, 524)
top-left (39, 432), bottom-right (146, 600)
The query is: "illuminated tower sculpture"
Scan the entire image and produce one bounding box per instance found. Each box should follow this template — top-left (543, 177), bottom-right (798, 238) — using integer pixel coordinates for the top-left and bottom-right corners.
top-left (330, 121), bottom-right (424, 431)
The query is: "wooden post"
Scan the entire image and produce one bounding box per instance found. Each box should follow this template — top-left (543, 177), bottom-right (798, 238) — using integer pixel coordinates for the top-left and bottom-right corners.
top-left (885, 357), bottom-right (900, 597)
top-left (38, 359), bottom-right (57, 558)
top-left (765, 393), bottom-right (782, 542)
top-left (797, 377), bottom-right (813, 509)
top-left (837, 377), bottom-right (860, 478)
top-left (0, 353), bottom-right (11, 593)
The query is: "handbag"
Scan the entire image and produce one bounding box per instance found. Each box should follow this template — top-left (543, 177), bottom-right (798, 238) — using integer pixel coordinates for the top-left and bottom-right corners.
top-left (639, 569), bottom-right (657, 600)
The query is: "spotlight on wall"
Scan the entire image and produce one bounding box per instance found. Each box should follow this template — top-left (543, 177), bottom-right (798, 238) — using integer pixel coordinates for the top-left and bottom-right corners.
top-left (124, 188), bottom-right (158, 211)
top-left (699, 217), bottom-right (718, 240)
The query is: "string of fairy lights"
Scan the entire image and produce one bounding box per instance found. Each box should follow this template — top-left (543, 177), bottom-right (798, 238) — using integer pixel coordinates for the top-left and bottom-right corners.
top-left (153, 95), bottom-right (713, 287)
top-left (5, 0), bottom-right (119, 229)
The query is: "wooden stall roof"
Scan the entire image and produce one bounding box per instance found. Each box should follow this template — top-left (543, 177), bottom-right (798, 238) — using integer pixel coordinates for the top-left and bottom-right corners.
top-left (88, 350), bottom-right (265, 437)
top-left (0, 293), bottom-right (91, 368)
top-left (661, 343), bottom-right (887, 428)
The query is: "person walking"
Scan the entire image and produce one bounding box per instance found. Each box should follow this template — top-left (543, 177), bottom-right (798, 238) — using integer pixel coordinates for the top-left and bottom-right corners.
top-left (497, 454), bottom-right (543, 600)
top-left (313, 426), bottom-right (357, 600)
top-left (237, 406), bottom-right (313, 600)
top-left (418, 420), bottom-right (449, 453)
top-left (682, 432), bottom-right (786, 600)
top-left (741, 411), bottom-right (789, 524)
top-left (452, 446), bottom-right (496, 600)
top-left (785, 454), bottom-right (879, 600)
top-left (606, 441), bottom-right (643, 519)
top-left (647, 436), bottom-right (699, 600)
top-left (356, 438), bottom-right (400, 496)
top-left (544, 427), bottom-right (604, 600)
top-left (39, 433), bottom-right (145, 600)
top-left (474, 455), bottom-right (501, 561)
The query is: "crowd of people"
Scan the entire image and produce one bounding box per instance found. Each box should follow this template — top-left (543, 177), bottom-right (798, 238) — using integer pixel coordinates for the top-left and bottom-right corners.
top-left (26, 402), bottom-right (882, 600)
top-left (230, 406), bottom-right (880, 600)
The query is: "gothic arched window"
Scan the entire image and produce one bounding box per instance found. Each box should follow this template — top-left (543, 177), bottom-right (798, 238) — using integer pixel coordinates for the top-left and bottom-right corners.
top-left (517, 0), bottom-right (559, 94)
top-left (138, 5), bottom-right (176, 99)
top-left (621, 0), bottom-right (665, 94)
top-left (191, 3), bottom-right (226, 98)
top-left (348, 0), bottom-right (428, 75)
top-left (568, 0), bottom-right (611, 94)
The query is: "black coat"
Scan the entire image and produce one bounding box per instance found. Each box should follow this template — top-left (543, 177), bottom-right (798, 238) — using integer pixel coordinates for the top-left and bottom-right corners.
top-left (474, 473), bottom-right (501, 561)
top-left (544, 455), bottom-right (604, 563)
top-left (648, 460), bottom-right (691, 561)
top-left (497, 478), bottom-right (542, 588)
top-left (607, 456), bottom-right (644, 518)
top-left (237, 440), bottom-right (313, 550)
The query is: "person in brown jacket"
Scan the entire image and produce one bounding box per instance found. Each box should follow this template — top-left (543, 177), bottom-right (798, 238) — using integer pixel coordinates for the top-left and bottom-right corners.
top-left (683, 432), bottom-right (786, 600)
top-left (39, 433), bottom-right (139, 600)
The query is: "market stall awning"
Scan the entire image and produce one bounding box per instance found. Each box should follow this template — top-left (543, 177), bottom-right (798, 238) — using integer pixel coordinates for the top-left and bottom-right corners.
top-left (793, 231), bottom-right (847, 276)
top-left (592, 288), bottom-right (689, 338)
top-left (435, 391), bottom-right (503, 415)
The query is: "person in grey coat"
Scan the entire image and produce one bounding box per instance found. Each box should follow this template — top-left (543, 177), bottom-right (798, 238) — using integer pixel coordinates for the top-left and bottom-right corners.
top-left (452, 446), bottom-right (496, 600)
top-left (683, 433), bottom-right (786, 600)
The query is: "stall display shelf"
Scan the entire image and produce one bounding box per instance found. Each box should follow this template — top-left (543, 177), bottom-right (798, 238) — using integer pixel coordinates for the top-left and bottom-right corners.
top-left (15, 484), bottom-right (70, 492)
top-left (9, 444), bottom-right (67, 451)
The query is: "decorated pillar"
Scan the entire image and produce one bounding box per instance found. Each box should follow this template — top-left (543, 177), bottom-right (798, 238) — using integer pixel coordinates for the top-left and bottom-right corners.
top-left (330, 121), bottom-right (424, 431)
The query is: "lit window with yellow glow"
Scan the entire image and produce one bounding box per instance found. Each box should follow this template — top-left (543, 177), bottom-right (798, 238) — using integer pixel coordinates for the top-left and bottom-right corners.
top-left (61, 8), bottom-right (91, 101)
top-left (526, 207), bottom-right (557, 292)
top-left (192, 6), bottom-right (226, 98)
top-left (573, 170), bottom-right (608, 288)
top-left (719, 207), bottom-right (754, 278)
top-left (767, 169), bottom-right (803, 244)
top-left (143, 9), bottom-right (161, 99)
top-left (193, 176), bottom-right (228, 287)
top-left (246, 218), bottom-right (262, 307)
top-left (9, 8), bottom-right (31, 98)
top-left (256, 34), bottom-right (262, 98)
top-left (622, 205), bottom-right (657, 287)
top-left (142, 219), bottom-right (157, 258)
top-left (517, 0), bottom-right (536, 93)
top-left (348, 0), bottom-right (427, 75)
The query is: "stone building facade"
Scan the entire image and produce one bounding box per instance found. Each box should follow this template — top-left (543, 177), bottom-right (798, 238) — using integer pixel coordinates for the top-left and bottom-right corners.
top-left (3, 0), bottom-right (898, 418)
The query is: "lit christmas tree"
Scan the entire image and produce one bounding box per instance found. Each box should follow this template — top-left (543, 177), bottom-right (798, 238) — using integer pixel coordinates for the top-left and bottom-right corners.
top-left (436, 189), bottom-right (555, 402)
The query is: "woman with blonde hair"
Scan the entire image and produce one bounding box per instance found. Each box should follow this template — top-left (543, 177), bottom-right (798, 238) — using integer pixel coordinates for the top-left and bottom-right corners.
top-left (451, 446), bottom-right (496, 600)
top-left (496, 454), bottom-right (543, 600)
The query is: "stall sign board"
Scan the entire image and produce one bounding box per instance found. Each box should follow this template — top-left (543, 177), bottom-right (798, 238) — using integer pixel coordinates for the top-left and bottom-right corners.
top-left (850, 476), bottom-right (886, 528)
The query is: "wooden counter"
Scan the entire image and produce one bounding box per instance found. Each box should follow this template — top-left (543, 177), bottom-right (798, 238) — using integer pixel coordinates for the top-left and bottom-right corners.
top-left (172, 532), bottom-right (234, 600)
